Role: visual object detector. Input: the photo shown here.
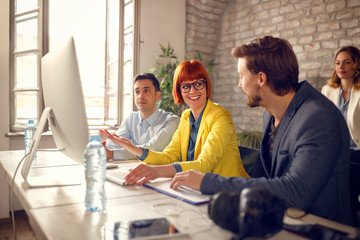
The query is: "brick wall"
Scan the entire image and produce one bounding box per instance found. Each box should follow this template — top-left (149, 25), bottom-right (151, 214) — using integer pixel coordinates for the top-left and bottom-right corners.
top-left (186, 0), bottom-right (360, 133)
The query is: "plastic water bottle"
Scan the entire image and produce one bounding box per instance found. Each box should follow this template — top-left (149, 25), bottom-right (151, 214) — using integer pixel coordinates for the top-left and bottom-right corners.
top-left (24, 120), bottom-right (37, 159)
top-left (84, 134), bottom-right (107, 211)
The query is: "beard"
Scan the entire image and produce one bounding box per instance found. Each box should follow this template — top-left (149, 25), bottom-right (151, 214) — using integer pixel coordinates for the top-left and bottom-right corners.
top-left (245, 92), bottom-right (261, 108)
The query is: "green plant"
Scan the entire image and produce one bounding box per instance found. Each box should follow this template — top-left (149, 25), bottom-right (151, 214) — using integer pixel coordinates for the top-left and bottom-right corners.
top-left (236, 131), bottom-right (263, 149)
top-left (149, 42), bottom-right (185, 116)
top-left (192, 50), bottom-right (218, 75)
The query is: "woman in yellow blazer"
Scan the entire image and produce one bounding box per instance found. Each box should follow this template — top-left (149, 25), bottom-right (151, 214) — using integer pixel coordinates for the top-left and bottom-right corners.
top-left (321, 46), bottom-right (360, 163)
top-left (100, 60), bottom-right (249, 185)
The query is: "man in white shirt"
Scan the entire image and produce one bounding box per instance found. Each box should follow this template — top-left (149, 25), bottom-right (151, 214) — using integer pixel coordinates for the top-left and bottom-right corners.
top-left (103, 73), bottom-right (180, 160)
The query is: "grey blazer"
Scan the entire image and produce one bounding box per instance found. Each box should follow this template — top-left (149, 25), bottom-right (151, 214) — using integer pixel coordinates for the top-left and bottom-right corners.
top-left (201, 81), bottom-right (353, 225)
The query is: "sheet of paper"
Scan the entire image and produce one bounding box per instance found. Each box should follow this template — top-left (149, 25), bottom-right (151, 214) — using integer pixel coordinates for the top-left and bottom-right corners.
top-left (143, 180), bottom-right (210, 205)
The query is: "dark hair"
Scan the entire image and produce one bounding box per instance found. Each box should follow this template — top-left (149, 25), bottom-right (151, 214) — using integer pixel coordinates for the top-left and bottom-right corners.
top-left (231, 36), bottom-right (299, 96)
top-left (328, 46), bottom-right (360, 91)
top-left (172, 60), bottom-right (211, 104)
top-left (134, 73), bottom-right (160, 91)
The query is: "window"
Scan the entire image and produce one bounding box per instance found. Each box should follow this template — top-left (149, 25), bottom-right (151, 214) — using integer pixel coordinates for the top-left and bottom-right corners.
top-left (48, 0), bottom-right (107, 127)
top-left (105, 0), bottom-right (138, 127)
top-left (10, 0), bottom-right (43, 132)
top-left (10, 0), bottom-right (138, 132)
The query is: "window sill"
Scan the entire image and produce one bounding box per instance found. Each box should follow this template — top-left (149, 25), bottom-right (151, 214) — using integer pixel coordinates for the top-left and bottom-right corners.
top-left (6, 126), bottom-right (117, 138)
top-left (5, 131), bottom-right (53, 137)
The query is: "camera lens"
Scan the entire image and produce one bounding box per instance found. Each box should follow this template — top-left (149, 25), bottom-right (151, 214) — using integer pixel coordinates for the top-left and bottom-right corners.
top-left (239, 188), bottom-right (285, 238)
top-left (208, 191), bottom-right (241, 233)
top-left (208, 188), bottom-right (285, 238)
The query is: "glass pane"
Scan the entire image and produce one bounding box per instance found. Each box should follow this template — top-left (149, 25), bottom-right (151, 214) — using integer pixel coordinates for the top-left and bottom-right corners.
top-left (108, 95), bottom-right (118, 120)
top-left (108, 62), bottom-right (118, 92)
top-left (15, 13), bottom-right (38, 51)
top-left (15, 53), bottom-right (38, 88)
top-left (105, 0), bottom-right (119, 126)
top-left (108, 0), bottom-right (119, 63)
top-left (15, 0), bottom-right (38, 14)
top-left (123, 63), bottom-right (133, 94)
top-left (50, 0), bottom-right (106, 123)
top-left (105, 119), bottom-right (118, 127)
top-left (84, 96), bottom-right (104, 120)
top-left (15, 91), bottom-right (38, 123)
top-left (122, 94), bottom-right (133, 118)
top-left (124, 1), bottom-right (133, 30)
top-left (124, 31), bottom-right (133, 62)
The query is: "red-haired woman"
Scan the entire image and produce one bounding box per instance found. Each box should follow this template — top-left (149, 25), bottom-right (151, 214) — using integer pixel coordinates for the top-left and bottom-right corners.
top-left (100, 60), bottom-right (249, 185)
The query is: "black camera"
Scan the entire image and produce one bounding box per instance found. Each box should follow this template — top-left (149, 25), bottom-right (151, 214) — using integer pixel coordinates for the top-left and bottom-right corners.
top-left (208, 187), bottom-right (285, 239)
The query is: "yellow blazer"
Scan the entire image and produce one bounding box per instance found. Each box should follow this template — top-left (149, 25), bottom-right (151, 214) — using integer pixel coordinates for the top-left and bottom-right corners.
top-left (322, 85), bottom-right (360, 148)
top-left (143, 100), bottom-right (249, 177)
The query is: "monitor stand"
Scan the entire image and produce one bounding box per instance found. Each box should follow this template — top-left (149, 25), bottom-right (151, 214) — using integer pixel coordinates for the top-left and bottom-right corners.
top-left (21, 107), bottom-right (82, 188)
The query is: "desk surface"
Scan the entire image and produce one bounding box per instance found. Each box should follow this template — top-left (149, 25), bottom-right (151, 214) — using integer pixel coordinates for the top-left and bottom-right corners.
top-left (1, 150), bottom-right (359, 240)
top-left (0, 151), bottom-right (155, 210)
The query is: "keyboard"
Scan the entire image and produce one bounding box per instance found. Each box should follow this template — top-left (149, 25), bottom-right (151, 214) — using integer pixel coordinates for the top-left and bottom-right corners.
top-left (106, 167), bottom-right (131, 185)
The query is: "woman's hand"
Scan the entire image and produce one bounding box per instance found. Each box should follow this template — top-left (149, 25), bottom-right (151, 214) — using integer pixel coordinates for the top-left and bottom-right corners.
top-left (99, 129), bottom-right (143, 157)
top-left (124, 164), bottom-right (159, 185)
top-left (124, 164), bottom-right (177, 186)
top-left (170, 169), bottom-right (205, 191)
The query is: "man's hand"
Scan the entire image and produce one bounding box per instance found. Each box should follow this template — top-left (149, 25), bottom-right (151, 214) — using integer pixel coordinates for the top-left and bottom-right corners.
top-left (170, 169), bottom-right (205, 191)
top-left (101, 140), bottom-right (113, 161)
top-left (99, 129), bottom-right (143, 157)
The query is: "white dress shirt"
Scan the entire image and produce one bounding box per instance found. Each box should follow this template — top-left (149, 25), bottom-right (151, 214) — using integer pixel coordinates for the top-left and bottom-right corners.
top-left (106, 108), bottom-right (180, 160)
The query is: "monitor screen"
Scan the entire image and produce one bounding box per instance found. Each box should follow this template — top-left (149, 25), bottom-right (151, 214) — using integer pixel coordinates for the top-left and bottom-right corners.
top-left (40, 36), bottom-right (89, 164)
top-left (21, 37), bottom-right (89, 187)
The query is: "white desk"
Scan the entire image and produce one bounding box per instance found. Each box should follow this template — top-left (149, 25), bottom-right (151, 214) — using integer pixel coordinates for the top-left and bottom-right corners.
top-left (0, 151), bottom-right (155, 209)
top-left (1, 150), bottom-right (359, 240)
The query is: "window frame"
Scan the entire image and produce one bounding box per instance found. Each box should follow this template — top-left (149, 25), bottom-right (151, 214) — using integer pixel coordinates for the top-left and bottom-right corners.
top-left (104, 0), bottom-right (139, 128)
top-left (9, 0), bottom-right (139, 133)
top-left (9, 0), bottom-right (46, 132)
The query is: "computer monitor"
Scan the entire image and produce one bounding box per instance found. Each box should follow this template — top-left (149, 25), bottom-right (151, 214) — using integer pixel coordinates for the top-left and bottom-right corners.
top-left (21, 37), bottom-right (89, 187)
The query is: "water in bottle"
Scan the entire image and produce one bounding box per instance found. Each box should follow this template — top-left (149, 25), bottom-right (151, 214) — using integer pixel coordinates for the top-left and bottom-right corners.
top-left (84, 134), bottom-right (107, 211)
top-left (24, 120), bottom-right (37, 159)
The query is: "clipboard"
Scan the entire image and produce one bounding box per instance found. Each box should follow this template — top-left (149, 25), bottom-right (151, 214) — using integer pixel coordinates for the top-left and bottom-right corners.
top-left (143, 179), bottom-right (210, 205)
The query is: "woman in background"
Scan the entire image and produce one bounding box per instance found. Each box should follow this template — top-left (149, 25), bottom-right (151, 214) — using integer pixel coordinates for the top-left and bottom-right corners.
top-left (321, 46), bottom-right (360, 225)
top-left (100, 60), bottom-right (249, 185)
top-left (321, 46), bottom-right (360, 162)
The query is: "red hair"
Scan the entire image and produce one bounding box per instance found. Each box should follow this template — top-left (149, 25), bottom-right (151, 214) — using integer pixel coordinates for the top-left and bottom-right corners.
top-left (172, 60), bottom-right (211, 104)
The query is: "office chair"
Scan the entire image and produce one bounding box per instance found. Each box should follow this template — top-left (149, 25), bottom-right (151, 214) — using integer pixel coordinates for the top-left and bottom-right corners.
top-left (238, 146), bottom-right (260, 177)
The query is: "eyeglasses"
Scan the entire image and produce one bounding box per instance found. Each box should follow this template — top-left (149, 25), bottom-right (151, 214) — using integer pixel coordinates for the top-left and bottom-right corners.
top-left (178, 80), bottom-right (206, 93)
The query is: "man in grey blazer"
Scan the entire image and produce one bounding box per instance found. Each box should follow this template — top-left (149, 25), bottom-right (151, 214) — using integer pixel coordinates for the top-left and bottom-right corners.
top-left (170, 36), bottom-right (353, 225)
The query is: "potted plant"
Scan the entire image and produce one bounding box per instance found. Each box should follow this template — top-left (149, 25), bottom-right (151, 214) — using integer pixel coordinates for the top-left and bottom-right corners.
top-left (149, 42), bottom-right (185, 116)
top-left (237, 131), bottom-right (263, 149)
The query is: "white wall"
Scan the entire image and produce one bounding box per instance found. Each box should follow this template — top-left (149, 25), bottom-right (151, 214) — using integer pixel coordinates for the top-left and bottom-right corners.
top-left (139, 0), bottom-right (185, 73)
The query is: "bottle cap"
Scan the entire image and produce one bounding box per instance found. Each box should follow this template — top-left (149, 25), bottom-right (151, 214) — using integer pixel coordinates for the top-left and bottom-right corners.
top-left (89, 134), bottom-right (100, 141)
